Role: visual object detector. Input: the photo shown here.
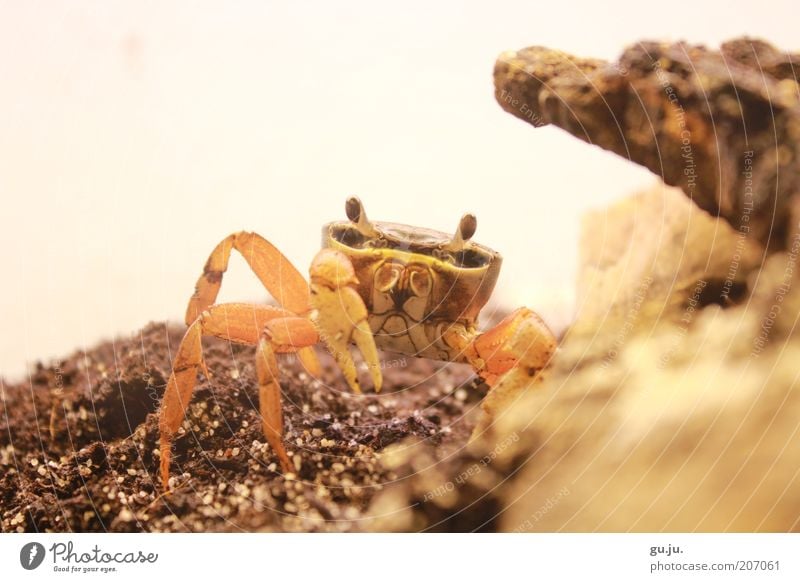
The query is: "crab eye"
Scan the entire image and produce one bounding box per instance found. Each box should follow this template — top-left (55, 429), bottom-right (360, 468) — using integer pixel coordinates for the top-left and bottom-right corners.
top-left (458, 213), bottom-right (477, 241)
top-left (409, 269), bottom-right (432, 297)
top-left (345, 196), bottom-right (363, 223)
top-left (375, 263), bottom-right (402, 292)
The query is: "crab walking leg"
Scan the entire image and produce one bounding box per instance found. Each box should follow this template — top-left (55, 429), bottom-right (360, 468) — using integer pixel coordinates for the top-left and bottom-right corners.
top-left (475, 309), bottom-right (555, 385)
top-left (255, 338), bottom-right (292, 472)
top-left (446, 307), bottom-right (556, 386)
top-left (159, 320), bottom-right (203, 489)
top-left (184, 231), bottom-right (311, 325)
top-left (478, 308), bottom-right (556, 384)
top-left (158, 303), bottom-right (315, 488)
top-left (309, 248), bottom-right (382, 393)
top-left (265, 313), bottom-right (322, 378)
top-left (449, 308), bottom-right (557, 433)
top-left (257, 317), bottom-right (319, 472)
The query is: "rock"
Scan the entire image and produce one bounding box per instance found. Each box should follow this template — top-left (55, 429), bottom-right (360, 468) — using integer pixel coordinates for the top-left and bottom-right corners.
top-left (493, 242), bottom-right (800, 531)
top-left (494, 38), bottom-right (800, 250)
top-left (575, 183), bottom-right (763, 329)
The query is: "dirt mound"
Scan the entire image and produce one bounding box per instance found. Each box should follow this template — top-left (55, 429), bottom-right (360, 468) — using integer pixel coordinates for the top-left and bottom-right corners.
top-left (1, 323), bottom-right (483, 532)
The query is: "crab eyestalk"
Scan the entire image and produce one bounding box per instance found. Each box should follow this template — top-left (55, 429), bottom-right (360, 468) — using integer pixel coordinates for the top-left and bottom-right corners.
top-left (345, 196), bottom-right (379, 239)
top-left (443, 213), bottom-right (478, 254)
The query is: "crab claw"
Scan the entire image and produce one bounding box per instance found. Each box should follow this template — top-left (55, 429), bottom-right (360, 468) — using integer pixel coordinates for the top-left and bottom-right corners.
top-left (309, 248), bottom-right (382, 393)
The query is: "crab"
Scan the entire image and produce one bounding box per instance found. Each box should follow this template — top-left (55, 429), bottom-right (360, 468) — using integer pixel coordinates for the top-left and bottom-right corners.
top-left (158, 197), bottom-right (556, 487)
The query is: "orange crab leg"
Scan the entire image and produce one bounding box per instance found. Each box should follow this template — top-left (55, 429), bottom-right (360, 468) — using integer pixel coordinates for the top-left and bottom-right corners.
top-left (256, 337), bottom-right (290, 472)
top-left (446, 308), bottom-right (556, 433)
top-left (309, 248), bottom-right (382, 394)
top-left (196, 302), bottom-right (296, 343)
top-left (446, 308), bottom-right (556, 386)
top-left (159, 303), bottom-right (317, 488)
top-left (473, 308), bottom-right (555, 385)
top-left (257, 316), bottom-right (321, 473)
top-left (185, 231), bottom-right (311, 325)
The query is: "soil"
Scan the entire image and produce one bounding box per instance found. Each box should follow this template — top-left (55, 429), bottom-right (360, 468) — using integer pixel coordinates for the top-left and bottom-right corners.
top-left (0, 322), bottom-right (485, 532)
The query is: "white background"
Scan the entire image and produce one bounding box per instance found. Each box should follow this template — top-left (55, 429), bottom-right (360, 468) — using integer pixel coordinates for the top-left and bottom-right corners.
top-left (0, 0), bottom-right (796, 379)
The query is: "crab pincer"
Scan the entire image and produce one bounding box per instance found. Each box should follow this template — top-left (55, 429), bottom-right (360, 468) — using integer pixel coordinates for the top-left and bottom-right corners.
top-left (309, 248), bottom-right (382, 394)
